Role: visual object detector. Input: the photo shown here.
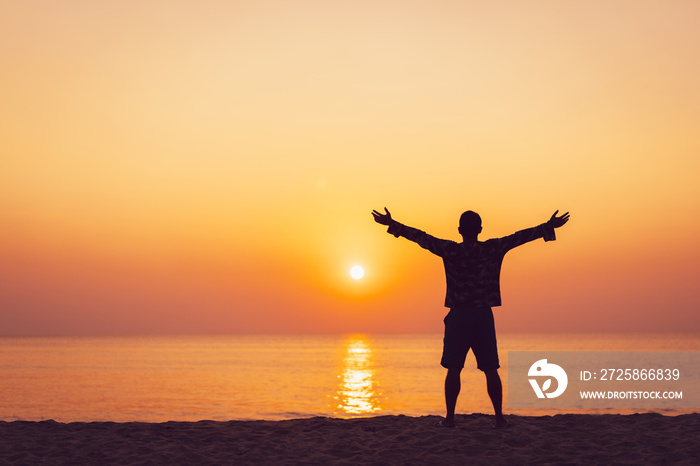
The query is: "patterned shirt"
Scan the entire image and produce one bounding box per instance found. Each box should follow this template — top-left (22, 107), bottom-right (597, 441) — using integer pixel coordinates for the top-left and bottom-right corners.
top-left (387, 220), bottom-right (556, 308)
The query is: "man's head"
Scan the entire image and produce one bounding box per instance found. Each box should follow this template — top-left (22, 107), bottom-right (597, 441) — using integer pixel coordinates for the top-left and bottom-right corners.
top-left (459, 210), bottom-right (482, 238)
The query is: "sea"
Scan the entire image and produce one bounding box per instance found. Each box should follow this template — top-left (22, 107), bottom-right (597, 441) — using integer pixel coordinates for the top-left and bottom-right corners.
top-left (1, 333), bottom-right (698, 423)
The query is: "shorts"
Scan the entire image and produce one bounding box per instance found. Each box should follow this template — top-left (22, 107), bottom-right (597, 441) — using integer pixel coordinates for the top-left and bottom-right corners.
top-left (440, 306), bottom-right (500, 371)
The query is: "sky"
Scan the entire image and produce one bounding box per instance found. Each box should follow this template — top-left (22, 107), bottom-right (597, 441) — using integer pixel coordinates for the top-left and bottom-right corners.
top-left (1, 0), bottom-right (699, 336)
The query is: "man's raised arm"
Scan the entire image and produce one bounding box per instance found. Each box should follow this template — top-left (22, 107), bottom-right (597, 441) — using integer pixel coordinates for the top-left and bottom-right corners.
top-left (371, 207), bottom-right (393, 226)
top-left (547, 210), bottom-right (570, 229)
top-left (496, 210), bottom-right (570, 252)
top-left (372, 207), bottom-right (453, 257)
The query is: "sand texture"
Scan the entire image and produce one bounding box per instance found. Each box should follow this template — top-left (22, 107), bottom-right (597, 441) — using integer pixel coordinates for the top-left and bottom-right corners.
top-left (1, 413), bottom-right (699, 465)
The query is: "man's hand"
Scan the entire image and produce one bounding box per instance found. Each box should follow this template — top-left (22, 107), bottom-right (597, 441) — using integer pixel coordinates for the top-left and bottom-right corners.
top-left (372, 207), bottom-right (393, 226)
top-left (547, 210), bottom-right (570, 229)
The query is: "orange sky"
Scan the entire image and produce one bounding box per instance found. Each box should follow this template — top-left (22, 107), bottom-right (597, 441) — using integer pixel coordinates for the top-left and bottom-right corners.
top-left (2, 1), bottom-right (699, 335)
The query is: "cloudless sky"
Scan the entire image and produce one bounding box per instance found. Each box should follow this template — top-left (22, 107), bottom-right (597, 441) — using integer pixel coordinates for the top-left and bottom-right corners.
top-left (2, 0), bottom-right (699, 335)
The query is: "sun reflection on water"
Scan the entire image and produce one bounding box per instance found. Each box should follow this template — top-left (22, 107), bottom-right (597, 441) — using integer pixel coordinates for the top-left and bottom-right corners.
top-left (335, 335), bottom-right (381, 415)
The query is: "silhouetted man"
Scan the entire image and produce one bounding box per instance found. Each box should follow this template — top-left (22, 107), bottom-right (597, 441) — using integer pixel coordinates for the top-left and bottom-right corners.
top-left (372, 208), bottom-right (570, 428)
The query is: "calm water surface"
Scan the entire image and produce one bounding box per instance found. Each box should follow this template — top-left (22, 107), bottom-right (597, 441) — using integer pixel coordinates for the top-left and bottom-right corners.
top-left (1, 333), bottom-right (698, 422)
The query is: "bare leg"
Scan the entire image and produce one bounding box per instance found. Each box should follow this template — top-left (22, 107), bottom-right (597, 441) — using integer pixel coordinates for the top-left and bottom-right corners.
top-left (484, 369), bottom-right (506, 427)
top-left (444, 367), bottom-right (462, 427)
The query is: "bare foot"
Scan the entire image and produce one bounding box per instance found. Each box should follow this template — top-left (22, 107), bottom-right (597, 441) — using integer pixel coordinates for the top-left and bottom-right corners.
top-left (494, 418), bottom-right (510, 429)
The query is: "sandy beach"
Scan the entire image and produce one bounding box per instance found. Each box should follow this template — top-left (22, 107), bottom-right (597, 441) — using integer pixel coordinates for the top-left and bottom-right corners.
top-left (1, 413), bottom-right (698, 465)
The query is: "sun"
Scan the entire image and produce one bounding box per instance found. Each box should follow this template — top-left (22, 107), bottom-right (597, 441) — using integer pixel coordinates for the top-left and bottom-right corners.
top-left (349, 265), bottom-right (365, 280)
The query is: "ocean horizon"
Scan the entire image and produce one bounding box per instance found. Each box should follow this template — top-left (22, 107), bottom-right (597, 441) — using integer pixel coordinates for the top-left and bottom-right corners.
top-left (2, 332), bottom-right (698, 423)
